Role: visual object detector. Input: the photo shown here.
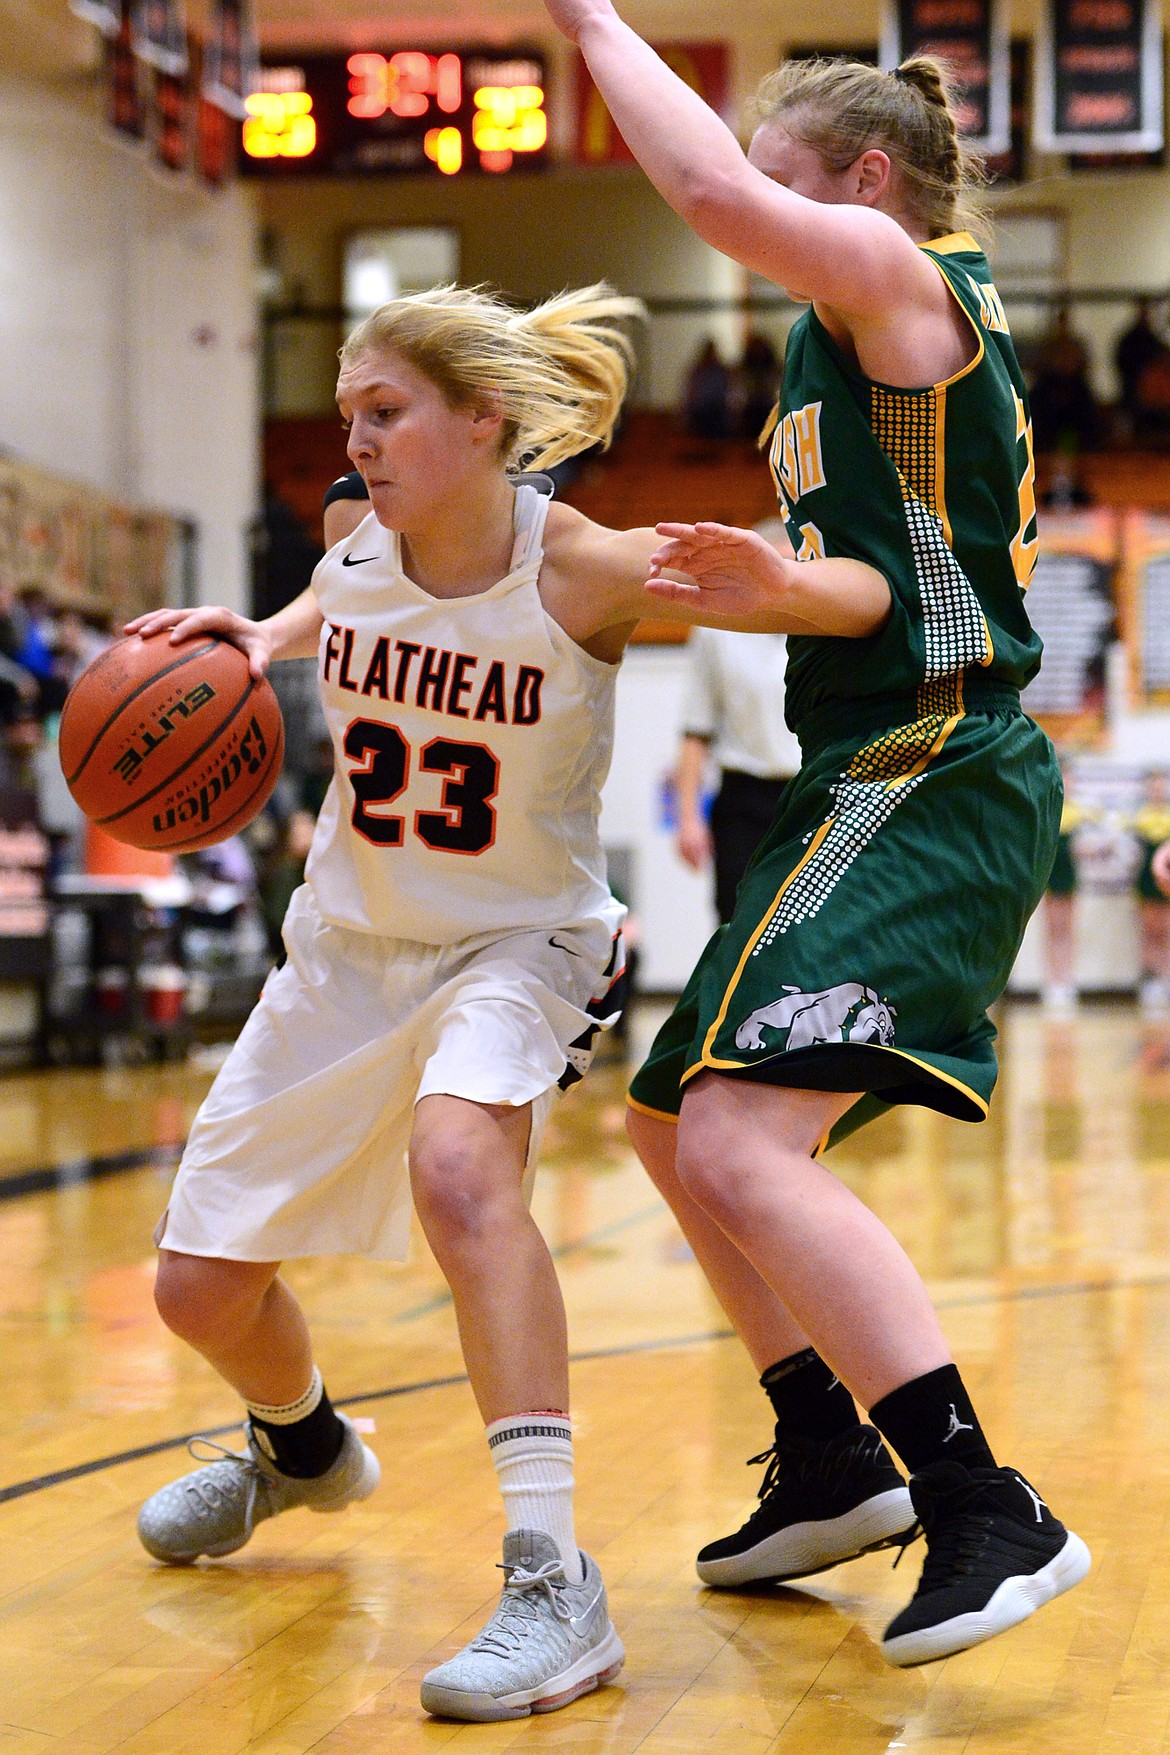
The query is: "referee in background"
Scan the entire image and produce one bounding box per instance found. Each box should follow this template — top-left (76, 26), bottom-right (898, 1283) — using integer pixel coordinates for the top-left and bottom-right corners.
top-left (675, 622), bottom-right (802, 923)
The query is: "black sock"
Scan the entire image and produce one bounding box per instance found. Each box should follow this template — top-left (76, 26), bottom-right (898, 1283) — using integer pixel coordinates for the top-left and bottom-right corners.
top-left (869, 1364), bottom-right (996, 1475)
top-left (247, 1374), bottom-right (346, 1479)
top-left (761, 1347), bottom-right (861, 1442)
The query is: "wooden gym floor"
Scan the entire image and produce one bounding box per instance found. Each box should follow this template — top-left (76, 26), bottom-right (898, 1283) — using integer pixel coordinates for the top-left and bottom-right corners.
top-left (0, 1001), bottom-right (1168, 1753)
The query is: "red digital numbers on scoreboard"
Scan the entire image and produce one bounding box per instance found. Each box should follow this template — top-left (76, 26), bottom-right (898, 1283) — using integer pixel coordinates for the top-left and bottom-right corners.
top-left (241, 50), bottom-right (548, 177)
top-left (346, 51), bottom-right (463, 120)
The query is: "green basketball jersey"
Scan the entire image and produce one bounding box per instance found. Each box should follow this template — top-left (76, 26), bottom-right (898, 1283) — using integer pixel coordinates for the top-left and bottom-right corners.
top-left (766, 233), bottom-right (1041, 732)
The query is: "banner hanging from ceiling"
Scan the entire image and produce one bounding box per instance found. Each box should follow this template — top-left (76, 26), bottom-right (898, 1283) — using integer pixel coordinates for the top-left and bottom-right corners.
top-left (68, 0), bottom-right (121, 32)
top-left (131, 0), bottom-right (188, 78)
top-left (1034, 0), bottom-right (1164, 151)
top-left (203, 0), bottom-right (259, 119)
top-left (1119, 509), bottom-right (1170, 706)
top-left (575, 43), bottom-right (729, 165)
top-left (881, 0), bottom-right (1011, 153)
top-left (1020, 507), bottom-right (1118, 745)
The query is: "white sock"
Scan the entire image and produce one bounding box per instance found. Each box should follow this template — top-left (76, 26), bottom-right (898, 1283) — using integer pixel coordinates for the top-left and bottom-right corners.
top-left (486, 1412), bottom-right (584, 1584)
top-left (246, 1366), bottom-right (323, 1425)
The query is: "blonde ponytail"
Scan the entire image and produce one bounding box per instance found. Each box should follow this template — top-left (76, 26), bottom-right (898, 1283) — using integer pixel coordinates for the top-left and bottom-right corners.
top-left (756, 53), bottom-right (989, 241)
top-left (340, 283), bottom-right (645, 471)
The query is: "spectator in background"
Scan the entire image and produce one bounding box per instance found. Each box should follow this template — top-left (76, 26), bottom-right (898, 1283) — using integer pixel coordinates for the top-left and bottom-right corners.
top-left (1151, 835), bottom-right (1170, 901)
top-left (0, 580), bottom-right (20, 664)
top-left (299, 731), bottom-right (335, 818)
top-left (257, 808), bottom-right (316, 959)
top-left (0, 648), bottom-right (36, 724)
top-left (1040, 446), bottom-right (1094, 510)
top-left (1133, 349), bottom-right (1170, 448)
top-left (1130, 770), bottom-right (1170, 1013)
top-left (1115, 300), bottom-right (1166, 419)
top-left (738, 331), bottom-right (782, 441)
top-left (681, 337), bottom-right (735, 442)
top-left (253, 485), bottom-right (324, 622)
top-left (11, 586), bottom-right (57, 694)
top-left (1042, 780), bottom-right (1093, 1014)
top-left (1029, 306), bottom-right (1102, 454)
top-left (0, 712), bottom-right (40, 830)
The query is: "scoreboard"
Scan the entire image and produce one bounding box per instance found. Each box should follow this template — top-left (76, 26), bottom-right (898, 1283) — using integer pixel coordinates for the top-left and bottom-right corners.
top-left (241, 50), bottom-right (548, 176)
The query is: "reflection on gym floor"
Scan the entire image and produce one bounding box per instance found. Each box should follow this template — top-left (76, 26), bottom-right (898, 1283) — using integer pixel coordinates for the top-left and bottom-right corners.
top-left (0, 999), bottom-right (1167, 1752)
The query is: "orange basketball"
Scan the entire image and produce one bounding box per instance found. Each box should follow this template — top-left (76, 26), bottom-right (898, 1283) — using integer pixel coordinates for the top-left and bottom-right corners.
top-left (60, 633), bottom-right (285, 854)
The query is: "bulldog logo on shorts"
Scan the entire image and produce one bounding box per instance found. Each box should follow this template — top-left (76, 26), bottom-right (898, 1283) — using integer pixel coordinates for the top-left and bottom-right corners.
top-left (735, 982), bottom-right (897, 1053)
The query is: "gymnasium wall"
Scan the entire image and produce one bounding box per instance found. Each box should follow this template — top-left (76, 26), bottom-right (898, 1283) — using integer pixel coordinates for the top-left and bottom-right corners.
top-left (995, 173), bottom-right (1170, 401)
top-left (260, 167), bottom-right (741, 416)
top-left (254, 0), bottom-right (1170, 415)
top-left (260, 149), bottom-right (1170, 417)
top-left (0, 70), bottom-right (258, 611)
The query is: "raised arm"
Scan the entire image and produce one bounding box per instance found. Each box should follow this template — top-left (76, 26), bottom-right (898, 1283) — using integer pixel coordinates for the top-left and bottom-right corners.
top-left (542, 0), bottom-right (929, 317)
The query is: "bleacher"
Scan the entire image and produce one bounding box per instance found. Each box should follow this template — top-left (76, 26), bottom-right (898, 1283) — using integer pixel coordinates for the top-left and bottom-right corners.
top-left (263, 410), bottom-right (1170, 625)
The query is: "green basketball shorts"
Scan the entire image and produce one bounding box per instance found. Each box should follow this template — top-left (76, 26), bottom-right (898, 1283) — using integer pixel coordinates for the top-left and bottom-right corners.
top-left (629, 681), bottom-right (1062, 1153)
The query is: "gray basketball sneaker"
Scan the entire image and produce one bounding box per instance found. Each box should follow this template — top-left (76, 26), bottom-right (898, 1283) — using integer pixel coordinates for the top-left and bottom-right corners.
top-left (420, 1529), bottom-right (625, 1722)
top-left (137, 1411), bottom-right (380, 1563)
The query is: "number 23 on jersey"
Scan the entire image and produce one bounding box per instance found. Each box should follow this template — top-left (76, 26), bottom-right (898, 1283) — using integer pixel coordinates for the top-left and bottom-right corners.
top-left (343, 719), bottom-right (500, 856)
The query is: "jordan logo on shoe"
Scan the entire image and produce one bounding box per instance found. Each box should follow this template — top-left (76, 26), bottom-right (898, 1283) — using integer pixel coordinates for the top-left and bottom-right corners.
top-left (249, 1423), bottom-right (278, 1462)
top-left (1013, 1475), bottom-right (1048, 1522)
top-left (942, 1404), bottom-right (974, 1443)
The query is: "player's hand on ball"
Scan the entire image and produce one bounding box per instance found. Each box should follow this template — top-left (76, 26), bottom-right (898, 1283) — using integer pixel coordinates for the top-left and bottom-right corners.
top-left (124, 606), bottom-right (275, 682)
top-left (1152, 839), bottom-right (1170, 897)
top-left (646, 522), bottom-right (793, 617)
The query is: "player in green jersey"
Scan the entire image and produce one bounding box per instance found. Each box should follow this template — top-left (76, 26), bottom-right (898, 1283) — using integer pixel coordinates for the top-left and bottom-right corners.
top-left (1130, 772), bottom-right (1170, 1012)
top-left (544, 1), bottom-right (1089, 1668)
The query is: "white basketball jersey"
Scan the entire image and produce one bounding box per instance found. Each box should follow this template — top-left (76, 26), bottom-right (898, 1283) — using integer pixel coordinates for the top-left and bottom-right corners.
top-left (306, 482), bottom-right (620, 945)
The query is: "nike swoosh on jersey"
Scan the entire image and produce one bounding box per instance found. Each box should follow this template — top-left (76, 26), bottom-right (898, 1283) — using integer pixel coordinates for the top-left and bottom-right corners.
top-left (549, 935), bottom-right (582, 957)
top-left (341, 553), bottom-right (377, 567)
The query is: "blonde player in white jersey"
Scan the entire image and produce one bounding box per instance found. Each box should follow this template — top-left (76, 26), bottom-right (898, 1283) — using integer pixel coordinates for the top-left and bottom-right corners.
top-left (126, 283), bottom-right (890, 1724)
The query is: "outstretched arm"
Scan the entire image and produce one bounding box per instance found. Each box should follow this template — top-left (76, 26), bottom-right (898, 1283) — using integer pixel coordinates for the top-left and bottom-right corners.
top-left (563, 519), bottom-right (891, 642)
top-left (542, 0), bottom-right (929, 315)
top-left (124, 587), bottom-right (324, 681)
top-left (644, 521), bottom-right (890, 637)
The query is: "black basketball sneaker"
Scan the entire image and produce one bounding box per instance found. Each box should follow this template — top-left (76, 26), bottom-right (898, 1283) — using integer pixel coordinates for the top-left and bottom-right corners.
top-left (696, 1425), bottom-right (916, 1587)
top-left (881, 1460), bottom-right (1091, 1666)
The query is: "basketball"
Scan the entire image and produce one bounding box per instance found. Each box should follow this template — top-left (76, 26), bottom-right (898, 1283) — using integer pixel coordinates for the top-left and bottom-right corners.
top-left (59, 634), bottom-right (285, 854)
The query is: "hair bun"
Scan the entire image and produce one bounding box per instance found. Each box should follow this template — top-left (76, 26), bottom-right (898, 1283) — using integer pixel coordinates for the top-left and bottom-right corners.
top-left (892, 55), bottom-right (953, 111)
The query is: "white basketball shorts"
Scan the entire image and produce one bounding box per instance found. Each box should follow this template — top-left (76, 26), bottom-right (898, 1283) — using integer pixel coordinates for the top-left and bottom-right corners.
top-left (157, 883), bottom-right (626, 1263)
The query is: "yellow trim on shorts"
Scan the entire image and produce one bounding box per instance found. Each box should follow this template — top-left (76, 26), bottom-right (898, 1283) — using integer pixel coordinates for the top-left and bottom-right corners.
top-left (626, 1095), bottom-right (680, 1125)
top-left (685, 705), bottom-right (965, 1081)
top-left (882, 1049), bottom-right (990, 1117)
top-left (677, 1043), bottom-right (989, 1120)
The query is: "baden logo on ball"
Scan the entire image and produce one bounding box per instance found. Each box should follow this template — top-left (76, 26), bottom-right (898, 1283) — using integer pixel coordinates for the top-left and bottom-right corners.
top-left (60, 634), bottom-right (285, 853)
